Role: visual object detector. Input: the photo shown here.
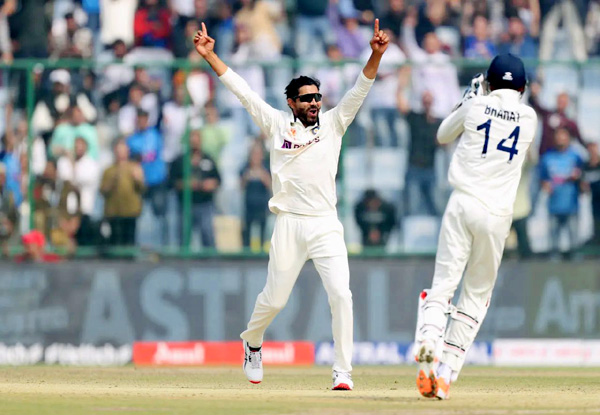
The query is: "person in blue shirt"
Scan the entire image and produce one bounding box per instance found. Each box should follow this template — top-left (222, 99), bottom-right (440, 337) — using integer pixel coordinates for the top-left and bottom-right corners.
top-left (0, 133), bottom-right (22, 207)
top-left (497, 17), bottom-right (538, 59)
top-left (540, 127), bottom-right (585, 258)
top-left (463, 15), bottom-right (496, 59)
top-left (126, 109), bottom-right (168, 246)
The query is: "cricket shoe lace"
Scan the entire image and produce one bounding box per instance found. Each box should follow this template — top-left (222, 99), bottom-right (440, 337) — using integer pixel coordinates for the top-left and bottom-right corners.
top-left (248, 349), bottom-right (262, 369)
top-left (243, 341), bottom-right (263, 384)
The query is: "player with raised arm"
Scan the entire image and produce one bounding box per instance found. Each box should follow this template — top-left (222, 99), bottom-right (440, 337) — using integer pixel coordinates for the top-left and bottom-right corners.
top-left (413, 54), bottom-right (538, 399)
top-left (194, 21), bottom-right (389, 390)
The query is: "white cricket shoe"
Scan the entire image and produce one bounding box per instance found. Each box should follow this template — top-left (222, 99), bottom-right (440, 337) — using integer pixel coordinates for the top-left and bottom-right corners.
top-left (416, 340), bottom-right (438, 398)
top-left (243, 341), bottom-right (263, 384)
top-left (332, 371), bottom-right (353, 390)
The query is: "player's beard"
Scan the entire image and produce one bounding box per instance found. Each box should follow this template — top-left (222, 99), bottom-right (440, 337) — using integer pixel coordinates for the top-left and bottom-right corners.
top-left (297, 105), bottom-right (319, 126)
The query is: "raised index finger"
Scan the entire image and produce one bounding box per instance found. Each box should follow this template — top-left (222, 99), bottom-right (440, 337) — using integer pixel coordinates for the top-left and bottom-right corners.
top-left (201, 22), bottom-right (208, 36)
top-left (374, 18), bottom-right (379, 35)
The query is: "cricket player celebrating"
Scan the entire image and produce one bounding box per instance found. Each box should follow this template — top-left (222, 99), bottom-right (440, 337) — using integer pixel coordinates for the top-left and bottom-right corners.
top-left (194, 21), bottom-right (389, 390)
top-left (414, 54), bottom-right (537, 399)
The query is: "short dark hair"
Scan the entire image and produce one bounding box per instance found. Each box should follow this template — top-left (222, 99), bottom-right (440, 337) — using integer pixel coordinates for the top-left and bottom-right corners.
top-left (285, 76), bottom-right (320, 100)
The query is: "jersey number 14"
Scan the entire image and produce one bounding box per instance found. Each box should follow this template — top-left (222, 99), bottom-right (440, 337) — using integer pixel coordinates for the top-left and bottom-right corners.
top-left (477, 119), bottom-right (520, 163)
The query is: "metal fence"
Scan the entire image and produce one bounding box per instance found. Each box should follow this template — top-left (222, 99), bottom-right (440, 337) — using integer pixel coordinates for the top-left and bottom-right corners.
top-left (1, 57), bottom-right (599, 259)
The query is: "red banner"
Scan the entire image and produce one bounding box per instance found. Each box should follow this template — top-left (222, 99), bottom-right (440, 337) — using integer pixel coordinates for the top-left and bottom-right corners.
top-left (133, 341), bottom-right (315, 366)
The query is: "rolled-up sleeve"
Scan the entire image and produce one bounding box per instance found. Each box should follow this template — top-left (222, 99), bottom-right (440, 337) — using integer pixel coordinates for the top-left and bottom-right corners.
top-left (219, 68), bottom-right (282, 136)
top-left (329, 71), bottom-right (375, 134)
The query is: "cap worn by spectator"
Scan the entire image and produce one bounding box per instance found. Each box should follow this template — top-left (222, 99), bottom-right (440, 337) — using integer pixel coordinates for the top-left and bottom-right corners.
top-left (17, 230), bottom-right (62, 263)
top-left (50, 69), bottom-right (71, 86)
top-left (22, 229), bottom-right (46, 249)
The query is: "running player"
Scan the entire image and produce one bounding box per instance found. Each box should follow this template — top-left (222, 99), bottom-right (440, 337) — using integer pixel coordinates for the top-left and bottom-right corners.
top-left (414, 54), bottom-right (538, 399)
top-left (194, 21), bottom-right (390, 390)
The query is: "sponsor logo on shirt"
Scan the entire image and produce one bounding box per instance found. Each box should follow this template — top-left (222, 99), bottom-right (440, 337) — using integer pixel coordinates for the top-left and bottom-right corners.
top-left (281, 136), bottom-right (320, 149)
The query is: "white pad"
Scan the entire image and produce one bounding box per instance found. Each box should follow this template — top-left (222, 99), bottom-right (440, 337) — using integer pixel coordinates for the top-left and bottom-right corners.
top-left (413, 290), bottom-right (455, 361)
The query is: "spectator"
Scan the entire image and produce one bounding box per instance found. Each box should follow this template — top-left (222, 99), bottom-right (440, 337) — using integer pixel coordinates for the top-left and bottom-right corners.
top-left (33, 160), bottom-right (59, 237)
top-left (0, 163), bottom-right (17, 256)
top-left (162, 86), bottom-right (192, 167)
top-left (190, 0), bottom-right (215, 33)
top-left (0, 132), bottom-right (22, 206)
top-left (315, 44), bottom-right (359, 111)
top-left (585, 0), bottom-right (600, 56)
top-left (235, 0), bottom-right (283, 60)
top-left (240, 141), bottom-right (271, 249)
top-left (134, 0), bottom-right (172, 49)
top-left (463, 15), bottom-right (497, 59)
top-left (170, 130), bottom-right (220, 248)
top-left (130, 66), bottom-right (164, 101)
top-left (82, 0), bottom-right (101, 55)
top-left (101, 139), bottom-right (145, 246)
top-left (185, 66), bottom-right (214, 112)
top-left (200, 105), bottom-right (229, 163)
top-left (170, 0), bottom-right (196, 18)
top-left (214, 0), bottom-right (236, 57)
top-left (331, 7), bottom-right (369, 59)
top-left (127, 109), bottom-right (168, 245)
top-left (540, 128), bottom-right (585, 258)
top-left (57, 138), bottom-right (101, 247)
top-left (0, 0), bottom-right (16, 63)
top-left (497, 16), bottom-right (538, 59)
top-left (50, 106), bottom-right (100, 161)
top-left (172, 16), bottom-right (201, 58)
top-left (350, 0), bottom-right (376, 26)
top-left (511, 145), bottom-right (538, 258)
top-left (31, 69), bottom-right (97, 139)
top-left (314, 44), bottom-right (364, 146)
top-left (51, 11), bottom-right (93, 59)
top-left (54, 178), bottom-right (82, 253)
top-left (361, 29), bottom-right (406, 147)
top-left (32, 159), bottom-right (82, 252)
top-left (585, 143), bottom-right (600, 245)
top-left (399, 90), bottom-right (441, 216)
top-left (15, 230), bottom-right (62, 263)
top-left (402, 15), bottom-right (461, 118)
top-left (8, 0), bottom-right (51, 58)
top-left (539, 0), bottom-right (587, 62)
top-left (100, 0), bottom-right (140, 48)
top-left (12, 118), bottom-right (47, 179)
top-left (225, 23), bottom-right (266, 148)
top-left (99, 40), bottom-right (135, 107)
top-left (354, 189), bottom-right (397, 248)
top-left (504, 0), bottom-right (541, 38)
top-left (118, 83), bottom-right (159, 136)
top-left (415, 0), bottom-right (461, 52)
top-left (529, 82), bottom-right (597, 159)
top-left (380, 0), bottom-right (407, 39)
top-left (295, 0), bottom-right (336, 58)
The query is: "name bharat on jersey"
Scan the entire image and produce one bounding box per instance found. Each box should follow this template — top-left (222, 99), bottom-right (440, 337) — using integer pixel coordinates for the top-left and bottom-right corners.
top-left (484, 105), bottom-right (521, 123)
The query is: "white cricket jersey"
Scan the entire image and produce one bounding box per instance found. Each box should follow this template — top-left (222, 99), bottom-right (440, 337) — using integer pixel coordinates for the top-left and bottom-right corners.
top-left (220, 68), bottom-right (374, 216)
top-left (438, 89), bottom-right (538, 216)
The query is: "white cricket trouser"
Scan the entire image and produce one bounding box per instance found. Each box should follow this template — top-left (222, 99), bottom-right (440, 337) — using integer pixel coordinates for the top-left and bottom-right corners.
top-left (241, 212), bottom-right (353, 373)
top-left (420, 191), bottom-right (512, 375)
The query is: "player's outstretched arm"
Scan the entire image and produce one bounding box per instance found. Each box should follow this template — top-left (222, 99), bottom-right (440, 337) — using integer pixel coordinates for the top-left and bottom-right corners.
top-left (363, 19), bottom-right (389, 79)
top-left (193, 22), bottom-right (228, 76)
top-left (193, 22), bottom-right (280, 137)
top-left (328, 18), bottom-right (388, 133)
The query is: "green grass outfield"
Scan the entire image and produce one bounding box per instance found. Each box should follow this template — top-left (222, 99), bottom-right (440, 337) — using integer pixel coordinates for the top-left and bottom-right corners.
top-left (1, 366), bottom-right (599, 415)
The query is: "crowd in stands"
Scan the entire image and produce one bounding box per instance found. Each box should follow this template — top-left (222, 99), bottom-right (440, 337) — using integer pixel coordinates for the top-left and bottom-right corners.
top-left (0, 0), bottom-right (598, 259)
